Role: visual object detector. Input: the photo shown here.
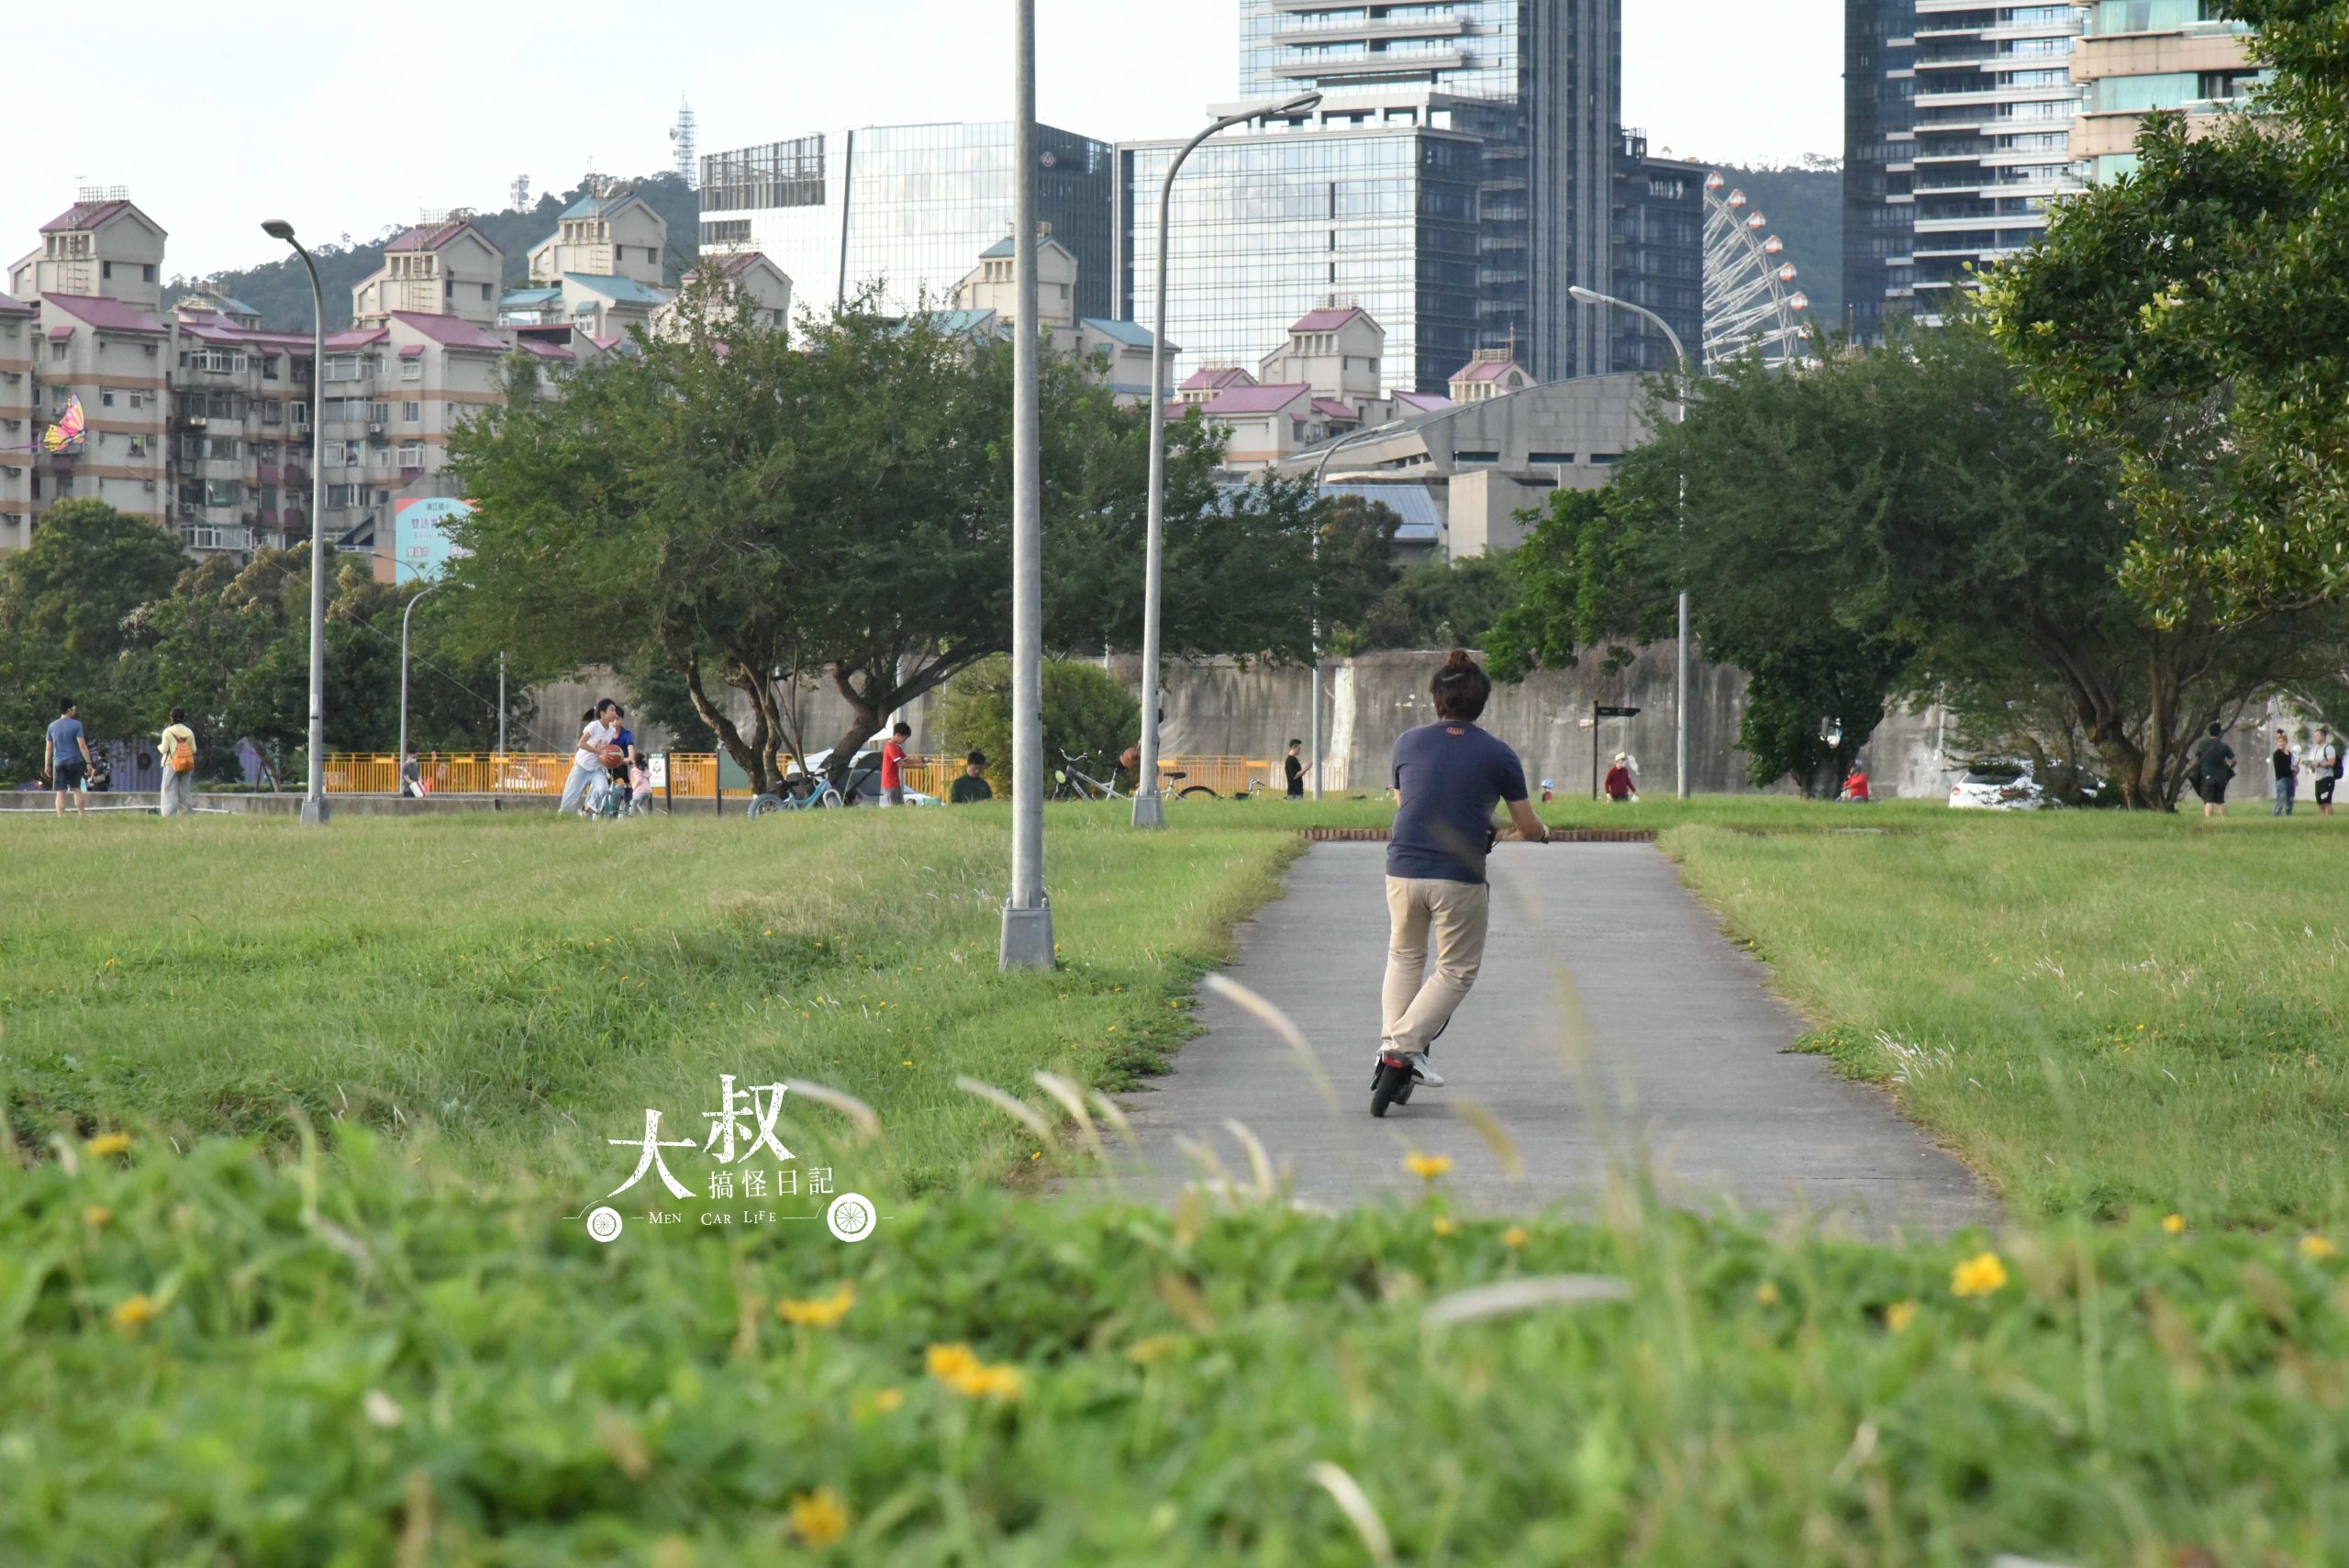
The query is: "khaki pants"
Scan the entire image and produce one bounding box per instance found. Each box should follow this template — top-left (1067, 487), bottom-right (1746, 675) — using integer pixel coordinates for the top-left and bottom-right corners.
top-left (1381, 875), bottom-right (1491, 1055)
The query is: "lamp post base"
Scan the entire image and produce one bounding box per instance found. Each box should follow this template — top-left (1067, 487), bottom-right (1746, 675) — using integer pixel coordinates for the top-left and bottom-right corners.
top-left (1130, 793), bottom-right (1164, 829)
top-left (299, 796), bottom-right (331, 827)
top-left (998, 900), bottom-right (1055, 972)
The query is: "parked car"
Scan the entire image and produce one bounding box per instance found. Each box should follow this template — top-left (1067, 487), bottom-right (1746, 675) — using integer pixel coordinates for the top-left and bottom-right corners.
top-left (785, 736), bottom-right (939, 807)
top-left (1947, 762), bottom-right (2045, 811)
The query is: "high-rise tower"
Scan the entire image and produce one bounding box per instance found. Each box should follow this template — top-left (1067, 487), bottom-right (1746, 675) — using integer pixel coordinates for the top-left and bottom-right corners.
top-left (1843, 0), bottom-right (1916, 339)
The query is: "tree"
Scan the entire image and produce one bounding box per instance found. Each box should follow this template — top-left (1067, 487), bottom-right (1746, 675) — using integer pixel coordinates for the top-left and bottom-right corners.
top-left (1346, 551), bottom-right (1522, 654)
top-left (1489, 328), bottom-right (2347, 804)
top-left (934, 658), bottom-right (1141, 798)
top-left (1983, 2), bottom-right (2349, 623)
top-left (0, 499), bottom-right (187, 771)
top-left (451, 282), bottom-right (1344, 795)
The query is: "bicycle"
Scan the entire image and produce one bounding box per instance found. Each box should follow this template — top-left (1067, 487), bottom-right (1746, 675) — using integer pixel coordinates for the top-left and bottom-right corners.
top-left (747, 775), bottom-right (845, 817)
top-left (1052, 748), bottom-right (1224, 802)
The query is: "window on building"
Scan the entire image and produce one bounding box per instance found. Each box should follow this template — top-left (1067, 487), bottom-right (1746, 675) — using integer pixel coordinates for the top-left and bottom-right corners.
top-left (262, 400), bottom-right (283, 426)
top-left (100, 389), bottom-right (115, 406)
top-left (481, 284), bottom-right (491, 301)
top-left (262, 356), bottom-right (280, 381)
top-left (102, 261), bottom-right (113, 279)
top-left (1528, 451), bottom-right (1576, 465)
top-left (289, 401), bottom-right (308, 425)
top-left (402, 401), bottom-right (422, 423)
top-left (205, 480), bottom-right (240, 508)
top-left (1455, 450), bottom-right (1499, 464)
top-left (328, 484), bottom-right (362, 507)
top-left (401, 359), bottom-right (423, 382)
top-left (143, 264), bottom-right (155, 283)
top-left (50, 342), bottom-right (66, 361)
top-left (396, 443), bottom-right (425, 466)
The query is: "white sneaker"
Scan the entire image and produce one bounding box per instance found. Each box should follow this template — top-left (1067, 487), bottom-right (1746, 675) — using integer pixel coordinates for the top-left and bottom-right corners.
top-left (1405, 1052), bottom-right (1444, 1088)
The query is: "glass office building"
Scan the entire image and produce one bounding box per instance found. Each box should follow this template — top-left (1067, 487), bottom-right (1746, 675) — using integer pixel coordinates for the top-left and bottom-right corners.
top-left (700, 121), bottom-right (1113, 320)
top-left (1905, 2), bottom-right (2084, 322)
top-left (1610, 132), bottom-right (1704, 374)
top-left (1221, 1), bottom-right (1620, 380)
top-left (1119, 123), bottom-right (1482, 394)
top-left (1842, 0), bottom-right (1917, 339)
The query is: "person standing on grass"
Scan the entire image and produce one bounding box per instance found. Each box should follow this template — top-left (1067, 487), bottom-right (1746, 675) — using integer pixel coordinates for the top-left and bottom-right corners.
top-left (950, 751), bottom-right (994, 804)
top-left (607, 706), bottom-right (638, 810)
top-left (1285, 739), bottom-right (1306, 800)
top-left (43, 696), bottom-right (93, 817)
top-left (879, 721), bottom-right (910, 807)
top-left (2307, 727), bottom-right (2339, 817)
top-left (2271, 729), bottom-right (2299, 817)
top-left (559, 701), bottom-right (618, 816)
top-left (2190, 721), bottom-right (2234, 818)
top-left (1376, 650), bottom-right (1550, 1093)
top-left (1604, 752), bottom-right (1636, 803)
top-left (157, 708), bottom-right (198, 819)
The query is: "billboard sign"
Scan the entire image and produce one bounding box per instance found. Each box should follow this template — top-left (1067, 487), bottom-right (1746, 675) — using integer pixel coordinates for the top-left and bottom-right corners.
top-left (393, 496), bottom-right (473, 582)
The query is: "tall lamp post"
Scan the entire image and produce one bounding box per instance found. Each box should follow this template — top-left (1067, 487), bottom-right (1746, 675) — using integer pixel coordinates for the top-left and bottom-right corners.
top-left (1569, 284), bottom-right (1691, 800)
top-left (262, 218), bottom-right (331, 826)
top-left (1132, 88), bottom-right (1322, 828)
top-left (395, 578), bottom-right (445, 786)
top-left (1301, 417), bottom-right (1405, 800)
top-left (1000, 0), bottom-right (1054, 969)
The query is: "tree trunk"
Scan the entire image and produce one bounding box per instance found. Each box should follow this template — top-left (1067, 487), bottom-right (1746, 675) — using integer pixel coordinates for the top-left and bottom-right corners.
top-left (678, 656), bottom-right (778, 797)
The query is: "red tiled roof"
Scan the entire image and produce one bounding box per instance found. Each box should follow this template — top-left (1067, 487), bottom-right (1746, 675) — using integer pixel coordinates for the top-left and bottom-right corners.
top-left (591, 334), bottom-right (623, 351)
top-left (385, 220), bottom-right (478, 253)
top-left (520, 339), bottom-right (576, 361)
top-left (325, 326), bottom-right (390, 350)
top-left (1199, 383), bottom-right (1313, 417)
top-left (1290, 306), bottom-right (1364, 333)
top-left (1311, 398), bottom-right (1359, 420)
top-left (1393, 390), bottom-right (1453, 412)
top-left (39, 200), bottom-right (131, 234)
top-left (389, 310), bottom-right (507, 350)
top-left (397, 344), bottom-right (426, 358)
top-left (0, 290), bottom-right (32, 315)
top-left (40, 294), bottom-right (167, 334)
top-left (1452, 358), bottom-right (1523, 383)
top-left (181, 318), bottom-right (316, 351)
top-left (1179, 366), bottom-right (1252, 392)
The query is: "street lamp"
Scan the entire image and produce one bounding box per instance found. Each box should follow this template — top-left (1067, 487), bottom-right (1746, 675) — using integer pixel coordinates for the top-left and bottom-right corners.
top-left (1301, 416), bottom-right (1408, 800)
top-left (1569, 284), bottom-right (1692, 801)
top-left (1132, 87), bottom-right (1323, 828)
top-left (1000, 0), bottom-right (1054, 969)
top-left (262, 217), bottom-right (331, 826)
top-left (396, 579), bottom-right (444, 787)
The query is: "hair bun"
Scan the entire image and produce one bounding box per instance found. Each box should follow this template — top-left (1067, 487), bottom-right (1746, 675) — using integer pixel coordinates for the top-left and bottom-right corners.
top-left (1442, 649), bottom-right (1475, 673)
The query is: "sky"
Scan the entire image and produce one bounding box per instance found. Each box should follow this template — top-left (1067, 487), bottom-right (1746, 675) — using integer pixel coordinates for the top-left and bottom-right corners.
top-left (2, 1), bottom-right (1843, 283)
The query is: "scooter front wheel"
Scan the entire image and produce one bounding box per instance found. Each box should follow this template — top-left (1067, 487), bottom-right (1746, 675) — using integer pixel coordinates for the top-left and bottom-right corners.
top-left (1371, 1056), bottom-right (1414, 1118)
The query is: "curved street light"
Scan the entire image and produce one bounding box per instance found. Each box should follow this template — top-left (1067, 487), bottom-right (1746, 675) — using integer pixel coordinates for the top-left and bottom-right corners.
top-left (1132, 89), bottom-right (1322, 828)
top-left (1569, 284), bottom-right (1692, 801)
top-left (1299, 416), bottom-right (1410, 800)
top-left (262, 217), bottom-right (331, 824)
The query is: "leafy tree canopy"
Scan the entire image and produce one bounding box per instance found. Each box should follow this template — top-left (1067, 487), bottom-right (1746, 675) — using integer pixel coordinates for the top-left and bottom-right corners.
top-left (1983, 0), bottom-right (2349, 621)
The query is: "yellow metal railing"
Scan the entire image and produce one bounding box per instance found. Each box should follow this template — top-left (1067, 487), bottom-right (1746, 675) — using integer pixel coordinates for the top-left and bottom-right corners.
top-left (324, 752), bottom-right (1279, 799)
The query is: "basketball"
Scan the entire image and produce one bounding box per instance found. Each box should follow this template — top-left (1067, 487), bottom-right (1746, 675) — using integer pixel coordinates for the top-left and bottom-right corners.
top-left (598, 744), bottom-right (626, 770)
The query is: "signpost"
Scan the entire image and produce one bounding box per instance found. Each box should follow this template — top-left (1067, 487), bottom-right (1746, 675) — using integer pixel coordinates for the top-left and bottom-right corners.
top-left (1591, 704), bottom-right (1642, 800)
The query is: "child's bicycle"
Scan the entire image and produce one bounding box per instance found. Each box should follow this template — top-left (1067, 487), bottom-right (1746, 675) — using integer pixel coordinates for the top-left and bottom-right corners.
top-left (584, 769), bottom-right (644, 821)
top-left (746, 775), bottom-right (845, 817)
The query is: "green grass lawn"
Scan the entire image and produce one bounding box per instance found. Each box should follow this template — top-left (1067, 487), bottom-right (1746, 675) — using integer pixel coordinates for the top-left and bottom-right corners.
top-left (0, 806), bottom-right (1297, 1193)
top-left (1660, 810), bottom-right (2349, 1228)
top-left (5, 797), bottom-right (2346, 1562)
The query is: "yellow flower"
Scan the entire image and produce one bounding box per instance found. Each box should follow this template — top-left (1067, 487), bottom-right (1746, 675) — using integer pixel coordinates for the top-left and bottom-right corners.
top-left (2300, 1236), bottom-right (2338, 1262)
top-left (1431, 1216), bottom-right (1458, 1237)
top-left (1403, 1152), bottom-right (1453, 1182)
top-left (82, 1205), bottom-right (113, 1229)
top-left (788, 1487), bottom-right (851, 1548)
top-left (111, 1294), bottom-right (157, 1333)
top-left (926, 1342), bottom-right (981, 1381)
top-left (2161, 1213), bottom-right (2186, 1237)
top-left (1126, 1335), bottom-right (1185, 1365)
top-left (1886, 1299), bottom-right (1918, 1334)
top-left (776, 1283), bottom-right (855, 1329)
top-left (1500, 1226), bottom-right (1529, 1250)
top-left (927, 1343), bottom-right (1022, 1402)
top-left (1753, 1281), bottom-right (1781, 1307)
top-left (853, 1386), bottom-right (906, 1418)
top-left (83, 1132), bottom-right (131, 1159)
top-left (1951, 1251), bottom-right (2009, 1298)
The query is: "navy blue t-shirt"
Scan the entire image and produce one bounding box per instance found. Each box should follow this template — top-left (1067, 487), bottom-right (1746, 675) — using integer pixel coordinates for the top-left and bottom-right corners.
top-left (1387, 722), bottom-right (1528, 884)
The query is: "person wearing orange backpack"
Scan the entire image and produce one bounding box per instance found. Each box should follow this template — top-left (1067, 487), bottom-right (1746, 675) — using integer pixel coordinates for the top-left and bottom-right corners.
top-left (157, 707), bottom-right (198, 818)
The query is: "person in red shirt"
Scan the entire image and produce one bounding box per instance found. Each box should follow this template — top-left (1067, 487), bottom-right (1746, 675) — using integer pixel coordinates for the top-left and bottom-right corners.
top-left (879, 721), bottom-right (911, 807)
top-left (1841, 764), bottom-right (1872, 803)
top-left (1602, 753), bottom-right (1635, 803)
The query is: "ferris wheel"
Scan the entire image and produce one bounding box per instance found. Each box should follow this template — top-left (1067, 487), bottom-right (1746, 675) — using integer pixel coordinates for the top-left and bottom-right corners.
top-left (1702, 171), bottom-right (1810, 372)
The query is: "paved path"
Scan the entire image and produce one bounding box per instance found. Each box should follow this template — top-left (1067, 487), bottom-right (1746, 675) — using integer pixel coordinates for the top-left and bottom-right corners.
top-left (1109, 843), bottom-right (1991, 1236)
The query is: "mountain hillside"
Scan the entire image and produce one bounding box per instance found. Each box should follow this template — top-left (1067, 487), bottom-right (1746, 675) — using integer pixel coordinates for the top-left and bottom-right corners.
top-left (179, 172), bottom-right (700, 334)
top-left (1709, 159), bottom-right (1843, 339)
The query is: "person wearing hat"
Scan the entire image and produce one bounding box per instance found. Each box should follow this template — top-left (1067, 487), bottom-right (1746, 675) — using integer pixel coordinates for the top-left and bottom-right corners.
top-left (1602, 751), bottom-right (1636, 803)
